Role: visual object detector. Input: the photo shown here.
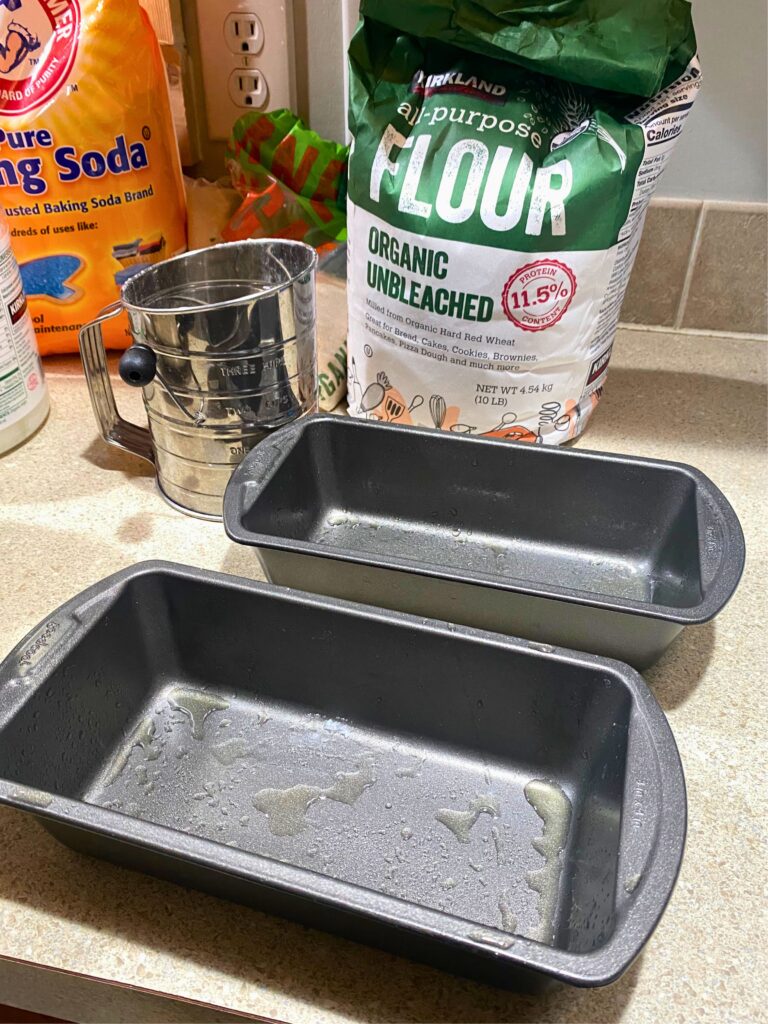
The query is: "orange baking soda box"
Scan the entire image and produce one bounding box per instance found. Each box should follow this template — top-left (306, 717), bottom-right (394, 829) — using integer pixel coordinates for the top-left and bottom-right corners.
top-left (0, 0), bottom-right (186, 353)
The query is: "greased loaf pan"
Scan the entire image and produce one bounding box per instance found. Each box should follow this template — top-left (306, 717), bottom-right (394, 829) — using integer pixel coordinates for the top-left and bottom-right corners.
top-left (224, 414), bottom-right (745, 668)
top-left (0, 562), bottom-right (685, 991)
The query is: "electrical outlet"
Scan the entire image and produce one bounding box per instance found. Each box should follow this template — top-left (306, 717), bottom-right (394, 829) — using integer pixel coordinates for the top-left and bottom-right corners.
top-left (228, 68), bottom-right (268, 109)
top-left (195, 0), bottom-right (295, 141)
top-left (224, 12), bottom-right (264, 55)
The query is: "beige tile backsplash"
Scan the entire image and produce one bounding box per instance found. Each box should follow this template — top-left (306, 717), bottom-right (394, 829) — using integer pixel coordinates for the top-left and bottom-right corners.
top-left (622, 200), bottom-right (701, 327)
top-left (620, 200), bottom-right (768, 336)
top-left (682, 205), bottom-right (768, 334)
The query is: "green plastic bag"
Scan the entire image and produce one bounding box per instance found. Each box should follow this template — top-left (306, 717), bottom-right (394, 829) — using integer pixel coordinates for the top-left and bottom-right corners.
top-left (346, 1), bottom-right (699, 442)
top-left (224, 110), bottom-right (350, 411)
top-left (356, 0), bottom-right (696, 98)
top-left (225, 109), bottom-right (347, 252)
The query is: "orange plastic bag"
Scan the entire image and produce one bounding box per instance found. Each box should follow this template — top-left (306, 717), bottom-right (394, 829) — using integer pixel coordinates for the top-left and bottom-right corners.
top-left (0, 0), bottom-right (186, 353)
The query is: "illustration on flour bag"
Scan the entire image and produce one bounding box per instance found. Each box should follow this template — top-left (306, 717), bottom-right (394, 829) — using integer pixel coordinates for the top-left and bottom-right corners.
top-left (346, 0), bottom-right (700, 442)
top-left (0, 0), bottom-right (186, 355)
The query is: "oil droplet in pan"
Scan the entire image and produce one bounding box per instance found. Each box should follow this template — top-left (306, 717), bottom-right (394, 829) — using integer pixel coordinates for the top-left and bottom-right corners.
top-left (435, 794), bottom-right (500, 843)
top-left (252, 760), bottom-right (376, 836)
top-left (327, 761), bottom-right (377, 805)
top-left (211, 737), bottom-right (252, 765)
top-left (395, 754), bottom-right (425, 778)
top-left (327, 511), bottom-right (349, 527)
top-left (135, 717), bottom-right (160, 760)
top-left (101, 716), bottom-right (159, 787)
top-left (10, 787), bottom-right (52, 808)
top-left (523, 779), bottom-right (573, 944)
top-left (169, 687), bottom-right (230, 740)
top-left (468, 929), bottom-right (514, 950)
top-left (498, 893), bottom-right (517, 934)
top-left (252, 784), bottom-right (321, 837)
top-left (491, 824), bottom-right (506, 865)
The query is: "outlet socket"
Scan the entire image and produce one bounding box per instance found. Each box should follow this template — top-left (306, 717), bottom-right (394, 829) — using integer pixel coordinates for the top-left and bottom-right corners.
top-left (228, 68), bottom-right (269, 109)
top-left (224, 12), bottom-right (264, 55)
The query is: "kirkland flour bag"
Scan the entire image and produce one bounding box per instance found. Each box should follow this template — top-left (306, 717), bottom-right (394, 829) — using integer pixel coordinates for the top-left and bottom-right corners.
top-left (0, 0), bottom-right (186, 354)
top-left (347, 0), bottom-right (699, 441)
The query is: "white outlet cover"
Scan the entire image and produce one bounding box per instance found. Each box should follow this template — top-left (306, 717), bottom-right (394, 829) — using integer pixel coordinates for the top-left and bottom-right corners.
top-left (196, 0), bottom-right (295, 141)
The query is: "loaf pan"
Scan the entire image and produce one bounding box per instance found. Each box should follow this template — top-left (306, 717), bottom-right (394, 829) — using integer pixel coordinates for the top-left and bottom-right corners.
top-left (224, 414), bottom-right (744, 668)
top-left (0, 562), bottom-right (685, 991)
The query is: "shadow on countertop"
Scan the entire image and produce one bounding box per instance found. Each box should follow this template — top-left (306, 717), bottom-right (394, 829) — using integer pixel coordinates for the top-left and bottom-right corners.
top-left (0, 807), bottom-right (642, 1024)
top-left (80, 437), bottom-right (155, 478)
top-left (645, 620), bottom-right (716, 711)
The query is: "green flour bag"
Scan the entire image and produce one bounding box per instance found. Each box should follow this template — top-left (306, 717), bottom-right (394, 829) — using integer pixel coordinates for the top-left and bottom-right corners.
top-left (346, 1), bottom-right (699, 441)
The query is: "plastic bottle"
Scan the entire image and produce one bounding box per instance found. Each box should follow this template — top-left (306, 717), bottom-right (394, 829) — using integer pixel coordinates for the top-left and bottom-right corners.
top-left (0, 213), bottom-right (49, 455)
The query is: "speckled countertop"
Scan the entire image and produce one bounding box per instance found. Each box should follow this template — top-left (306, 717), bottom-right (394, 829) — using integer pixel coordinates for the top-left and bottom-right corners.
top-left (0, 327), bottom-right (765, 1024)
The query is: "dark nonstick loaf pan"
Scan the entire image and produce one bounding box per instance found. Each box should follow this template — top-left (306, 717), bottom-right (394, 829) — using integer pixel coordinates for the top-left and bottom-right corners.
top-left (0, 562), bottom-right (685, 992)
top-left (224, 414), bottom-right (745, 668)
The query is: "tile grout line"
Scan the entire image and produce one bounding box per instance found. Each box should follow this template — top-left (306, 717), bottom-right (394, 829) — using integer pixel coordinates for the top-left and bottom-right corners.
top-left (618, 322), bottom-right (768, 342)
top-left (673, 201), bottom-right (707, 330)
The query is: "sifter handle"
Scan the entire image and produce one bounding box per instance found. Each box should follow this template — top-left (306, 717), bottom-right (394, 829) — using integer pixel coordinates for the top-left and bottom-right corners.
top-left (78, 303), bottom-right (154, 465)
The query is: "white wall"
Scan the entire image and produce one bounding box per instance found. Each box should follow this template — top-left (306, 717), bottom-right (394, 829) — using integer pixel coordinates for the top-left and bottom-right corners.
top-left (292, 0), bottom-right (347, 143)
top-left (308, 0), bottom-right (767, 202)
top-left (658, 0), bottom-right (768, 201)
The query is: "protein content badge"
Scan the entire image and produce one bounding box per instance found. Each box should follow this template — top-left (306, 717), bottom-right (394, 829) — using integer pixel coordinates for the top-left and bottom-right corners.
top-left (501, 259), bottom-right (577, 332)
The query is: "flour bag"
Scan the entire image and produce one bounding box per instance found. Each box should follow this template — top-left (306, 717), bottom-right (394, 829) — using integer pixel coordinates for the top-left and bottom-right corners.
top-left (347, 1), bottom-right (699, 441)
top-left (0, 0), bottom-right (186, 354)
